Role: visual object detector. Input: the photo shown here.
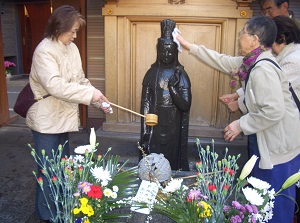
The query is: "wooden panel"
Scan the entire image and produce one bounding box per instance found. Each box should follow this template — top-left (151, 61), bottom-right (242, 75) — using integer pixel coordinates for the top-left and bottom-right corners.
top-left (178, 23), bottom-right (220, 127)
top-left (106, 0), bottom-right (241, 6)
top-left (102, 0), bottom-right (253, 137)
top-left (102, 6), bottom-right (252, 19)
top-left (0, 16), bottom-right (10, 126)
top-left (87, 0), bottom-right (106, 118)
top-left (104, 16), bottom-right (118, 123)
top-left (134, 22), bottom-right (160, 123)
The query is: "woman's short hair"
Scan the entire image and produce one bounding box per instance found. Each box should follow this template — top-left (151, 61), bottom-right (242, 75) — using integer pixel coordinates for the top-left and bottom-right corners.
top-left (273, 16), bottom-right (300, 44)
top-left (44, 5), bottom-right (86, 40)
top-left (246, 16), bottom-right (277, 47)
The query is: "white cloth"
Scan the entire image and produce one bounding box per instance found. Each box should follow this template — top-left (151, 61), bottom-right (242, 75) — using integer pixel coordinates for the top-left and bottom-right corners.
top-left (102, 102), bottom-right (113, 113)
top-left (172, 28), bottom-right (182, 53)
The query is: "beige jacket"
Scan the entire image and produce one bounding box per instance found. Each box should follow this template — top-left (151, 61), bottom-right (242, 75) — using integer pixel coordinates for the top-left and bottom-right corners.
top-left (26, 38), bottom-right (99, 133)
top-left (190, 44), bottom-right (300, 169)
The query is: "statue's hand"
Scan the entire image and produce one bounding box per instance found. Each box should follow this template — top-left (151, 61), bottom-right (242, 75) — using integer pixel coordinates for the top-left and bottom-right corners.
top-left (169, 67), bottom-right (181, 87)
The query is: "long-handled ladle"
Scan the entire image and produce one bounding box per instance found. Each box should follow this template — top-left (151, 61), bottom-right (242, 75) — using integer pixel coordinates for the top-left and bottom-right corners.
top-left (109, 102), bottom-right (158, 126)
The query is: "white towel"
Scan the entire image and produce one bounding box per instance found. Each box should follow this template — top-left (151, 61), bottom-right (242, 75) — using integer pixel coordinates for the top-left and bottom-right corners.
top-left (172, 28), bottom-right (182, 53)
top-left (102, 102), bottom-right (113, 114)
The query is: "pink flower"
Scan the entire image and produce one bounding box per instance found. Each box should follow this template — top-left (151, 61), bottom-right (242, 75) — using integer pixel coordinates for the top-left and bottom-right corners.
top-left (4, 61), bottom-right (16, 68)
top-left (78, 181), bottom-right (92, 194)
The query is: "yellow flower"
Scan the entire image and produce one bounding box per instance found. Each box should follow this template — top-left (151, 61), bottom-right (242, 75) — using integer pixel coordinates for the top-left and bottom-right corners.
top-left (81, 206), bottom-right (89, 214)
top-left (197, 201), bottom-right (212, 218)
top-left (73, 207), bottom-right (80, 215)
top-left (83, 220), bottom-right (90, 223)
top-left (87, 205), bottom-right (94, 217)
top-left (79, 197), bottom-right (88, 206)
top-left (239, 155), bottom-right (258, 181)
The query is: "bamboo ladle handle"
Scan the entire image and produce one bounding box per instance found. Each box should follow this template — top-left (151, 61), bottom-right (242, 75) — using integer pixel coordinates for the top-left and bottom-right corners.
top-left (109, 102), bottom-right (146, 118)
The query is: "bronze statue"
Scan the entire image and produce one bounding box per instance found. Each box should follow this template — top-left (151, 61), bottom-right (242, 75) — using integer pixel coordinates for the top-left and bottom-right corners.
top-left (140, 19), bottom-right (192, 171)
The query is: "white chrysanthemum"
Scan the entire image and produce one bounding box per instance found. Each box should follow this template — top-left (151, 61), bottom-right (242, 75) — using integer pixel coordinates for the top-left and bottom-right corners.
top-left (113, 185), bottom-right (119, 192)
top-left (242, 187), bottom-right (264, 206)
top-left (90, 166), bottom-right (112, 183)
top-left (104, 188), bottom-right (112, 197)
top-left (111, 192), bottom-right (118, 199)
top-left (247, 176), bottom-right (271, 190)
top-left (162, 178), bottom-right (183, 193)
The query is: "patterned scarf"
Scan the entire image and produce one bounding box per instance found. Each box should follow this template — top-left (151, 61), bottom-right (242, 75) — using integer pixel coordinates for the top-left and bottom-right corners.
top-left (230, 46), bottom-right (269, 88)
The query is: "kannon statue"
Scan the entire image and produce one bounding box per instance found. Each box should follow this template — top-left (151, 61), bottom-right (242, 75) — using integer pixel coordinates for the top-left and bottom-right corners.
top-left (140, 19), bottom-right (192, 171)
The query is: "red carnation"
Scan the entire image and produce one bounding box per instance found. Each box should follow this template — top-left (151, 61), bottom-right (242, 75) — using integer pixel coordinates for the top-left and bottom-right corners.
top-left (222, 184), bottom-right (230, 190)
top-left (87, 185), bottom-right (103, 199)
top-left (208, 184), bottom-right (217, 194)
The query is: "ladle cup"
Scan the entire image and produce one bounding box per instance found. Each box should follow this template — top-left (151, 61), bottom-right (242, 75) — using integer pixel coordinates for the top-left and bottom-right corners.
top-left (109, 102), bottom-right (158, 126)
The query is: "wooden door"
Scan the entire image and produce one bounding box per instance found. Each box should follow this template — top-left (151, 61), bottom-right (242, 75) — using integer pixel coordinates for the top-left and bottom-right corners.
top-left (19, 3), bottom-right (51, 74)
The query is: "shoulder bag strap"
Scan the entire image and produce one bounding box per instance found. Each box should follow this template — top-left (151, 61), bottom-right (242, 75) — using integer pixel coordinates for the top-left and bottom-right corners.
top-left (245, 58), bottom-right (300, 111)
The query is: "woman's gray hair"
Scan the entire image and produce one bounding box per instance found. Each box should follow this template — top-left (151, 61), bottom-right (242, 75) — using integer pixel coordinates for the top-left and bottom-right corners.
top-left (245, 16), bottom-right (277, 47)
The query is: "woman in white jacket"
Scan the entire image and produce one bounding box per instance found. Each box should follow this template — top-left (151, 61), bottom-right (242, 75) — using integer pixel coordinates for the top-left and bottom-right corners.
top-left (28, 5), bottom-right (111, 223)
top-left (220, 16), bottom-right (300, 114)
top-left (176, 16), bottom-right (300, 223)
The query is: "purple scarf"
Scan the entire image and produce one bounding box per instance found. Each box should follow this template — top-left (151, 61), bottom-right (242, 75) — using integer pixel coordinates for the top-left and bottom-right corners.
top-left (230, 46), bottom-right (269, 88)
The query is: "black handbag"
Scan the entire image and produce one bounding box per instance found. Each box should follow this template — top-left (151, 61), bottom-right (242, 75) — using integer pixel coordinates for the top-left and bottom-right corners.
top-left (13, 83), bottom-right (50, 118)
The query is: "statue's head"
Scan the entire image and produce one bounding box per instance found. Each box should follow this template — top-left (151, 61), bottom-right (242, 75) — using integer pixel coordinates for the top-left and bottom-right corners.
top-left (157, 19), bottom-right (178, 65)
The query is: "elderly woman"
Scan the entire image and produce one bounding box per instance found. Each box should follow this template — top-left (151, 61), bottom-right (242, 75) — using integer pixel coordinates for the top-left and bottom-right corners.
top-left (176, 16), bottom-right (300, 222)
top-left (220, 15), bottom-right (300, 114)
top-left (272, 15), bottom-right (300, 100)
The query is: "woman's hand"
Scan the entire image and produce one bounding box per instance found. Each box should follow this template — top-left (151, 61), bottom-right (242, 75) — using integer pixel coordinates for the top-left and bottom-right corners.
top-left (219, 93), bottom-right (239, 112)
top-left (228, 101), bottom-right (239, 112)
top-left (92, 89), bottom-right (111, 113)
top-left (224, 120), bottom-right (241, 142)
top-left (219, 92), bottom-right (238, 105)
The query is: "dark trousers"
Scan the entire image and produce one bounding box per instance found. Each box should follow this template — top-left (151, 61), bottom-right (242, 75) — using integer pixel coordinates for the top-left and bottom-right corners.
top-left (296, 186), bottom-right (300, 222)
top-left (32, 130), bottom-right (70, 221)
top-left (249, 134), bottom-right (300, 223)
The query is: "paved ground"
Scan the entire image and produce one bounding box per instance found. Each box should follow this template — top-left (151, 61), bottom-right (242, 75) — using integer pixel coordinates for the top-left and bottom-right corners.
top-left (0, 77), bottom-right (249, 223)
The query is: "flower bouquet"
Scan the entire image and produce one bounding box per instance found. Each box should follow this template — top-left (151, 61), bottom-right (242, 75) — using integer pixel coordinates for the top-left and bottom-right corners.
top-left (30, 128), bottom-right (140, 223)
top-left (4, 60), bottom-right (16, 75)
top-left (143, 139), bottom-right (300, 223)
